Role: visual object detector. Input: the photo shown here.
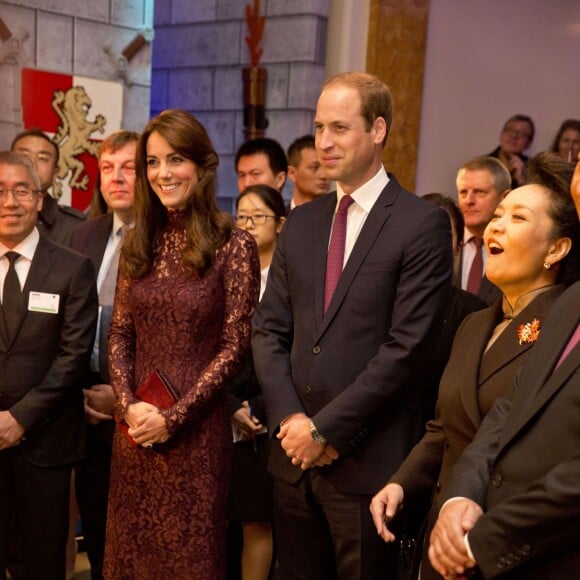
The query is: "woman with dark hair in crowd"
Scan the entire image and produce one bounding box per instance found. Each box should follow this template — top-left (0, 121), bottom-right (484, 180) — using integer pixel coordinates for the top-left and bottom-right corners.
top-left (103, 109), bottom-right (260, 579)
top-left (371, 151), bottom-right (580, 579)
top-left (550, 118), bottom-right (580, 163)
top-left (227, 184), bottom-right (286, 580)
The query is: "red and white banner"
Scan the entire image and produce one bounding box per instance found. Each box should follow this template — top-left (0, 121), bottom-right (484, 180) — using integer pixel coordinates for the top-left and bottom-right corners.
top-left (22, 68), bottom-right (123, 211)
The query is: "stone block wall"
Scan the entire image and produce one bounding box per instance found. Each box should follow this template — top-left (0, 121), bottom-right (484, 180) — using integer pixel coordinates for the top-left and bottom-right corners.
top-left (152, 0), bottom-right (330, 209)
top-left (0, 0), bottom-right (154, 150)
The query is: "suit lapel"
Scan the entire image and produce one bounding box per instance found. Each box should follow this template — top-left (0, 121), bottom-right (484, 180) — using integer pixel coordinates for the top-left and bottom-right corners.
top-left (479, 286), bottom-right (564, 385)
top-left (85, 214), bottom-right (113, 271)
top-left (458, 304), bottom-right (501, 428)
top-left (315, 181), bottom-right (396, 341)
top-left (9, 240), bottom-right (55, 347)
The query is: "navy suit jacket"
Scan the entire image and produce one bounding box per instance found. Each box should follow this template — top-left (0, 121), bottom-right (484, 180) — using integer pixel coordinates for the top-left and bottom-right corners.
top-left (445, 282), bottom-right (580, 578)
top-left (0, 235), bottom-right (98, 466)
top-left (253, 175), bottom-right (453, 494)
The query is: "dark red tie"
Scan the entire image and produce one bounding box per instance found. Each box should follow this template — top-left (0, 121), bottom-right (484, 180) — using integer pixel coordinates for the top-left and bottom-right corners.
top-left (324, 195), bottom-right (354, 313)
top-left (555, 323), bottom-right (580, 371)
top-left (466, 237), bottom-right (484, 294)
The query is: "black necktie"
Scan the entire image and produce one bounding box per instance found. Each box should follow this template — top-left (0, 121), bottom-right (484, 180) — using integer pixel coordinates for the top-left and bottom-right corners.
top-left (3, 251), bottom-right (22, 340)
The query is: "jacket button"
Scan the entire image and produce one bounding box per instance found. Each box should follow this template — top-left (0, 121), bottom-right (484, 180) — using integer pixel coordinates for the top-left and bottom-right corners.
top-left (304, 385), bottom-right (312, 395)
top-left (312, 346), bottom-right (321, 354)
top-left (491, 473), bottom-right (502, 487)
top-left (435, 481), bottom-right (441, 492)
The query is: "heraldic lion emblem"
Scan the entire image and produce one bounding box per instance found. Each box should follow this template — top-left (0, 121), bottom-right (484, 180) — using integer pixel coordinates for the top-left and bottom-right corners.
top-left (51, 86), bottom-right (106, 197)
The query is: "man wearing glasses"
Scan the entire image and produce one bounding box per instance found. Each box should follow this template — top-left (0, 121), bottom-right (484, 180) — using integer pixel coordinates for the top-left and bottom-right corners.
top-left (11, 128), bottom-right (85, 247)
top-left (0, 152), bottom-right (97, 580)
top-left (487, 114), bottom-right (535, 189)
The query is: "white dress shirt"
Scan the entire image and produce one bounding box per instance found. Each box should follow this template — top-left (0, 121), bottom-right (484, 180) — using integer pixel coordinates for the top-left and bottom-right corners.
top-left (0, 228), bottom-right (40, 301)
top-left (332, 165), bottom-right (390, 266)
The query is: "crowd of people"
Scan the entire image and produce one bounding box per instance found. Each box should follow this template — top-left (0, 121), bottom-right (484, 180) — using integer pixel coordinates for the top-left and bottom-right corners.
top-left (0, 71), bottom-right (578, 580)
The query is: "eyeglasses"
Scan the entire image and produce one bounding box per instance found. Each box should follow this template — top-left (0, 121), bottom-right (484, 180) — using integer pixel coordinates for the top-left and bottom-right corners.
top-left (236, 214), bottom-right (276, 226)
top-left (502, 127), bottom-right (532, 140)
top-left (0, 186), bottom-right (40, 202)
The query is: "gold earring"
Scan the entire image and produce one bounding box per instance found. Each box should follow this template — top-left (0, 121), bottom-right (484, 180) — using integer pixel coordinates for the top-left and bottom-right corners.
top-left (543, 262), bottom-right (551, 270)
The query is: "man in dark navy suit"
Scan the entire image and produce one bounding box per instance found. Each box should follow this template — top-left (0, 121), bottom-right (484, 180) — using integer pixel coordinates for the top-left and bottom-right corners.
top-left (253, 72), bottom-right (452, 579)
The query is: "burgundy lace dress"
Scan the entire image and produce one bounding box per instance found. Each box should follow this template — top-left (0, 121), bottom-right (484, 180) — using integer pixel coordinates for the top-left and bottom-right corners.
top-left (103, 211), bottom-right (259, 579)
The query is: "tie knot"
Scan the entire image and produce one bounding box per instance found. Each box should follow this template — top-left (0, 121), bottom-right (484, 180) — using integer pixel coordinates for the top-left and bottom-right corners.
top-left (5, 251), bottom-right (20, 265)
top-left (471, 237), bottom-right (483, 248)
top-left (117, 224), bottom-right (129, 237)
top-left (337, 195), bottom-right (354, 214)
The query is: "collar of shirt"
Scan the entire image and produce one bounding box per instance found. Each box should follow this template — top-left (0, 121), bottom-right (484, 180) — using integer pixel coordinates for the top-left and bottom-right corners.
top-left (111, 213), bottom-right (133, 239)
top-left (335, 165), bottom-right (389, 215)
top-left (0, 227), bottom-right (40, 262)
top-left (502, 285), bottom-right (555, 319)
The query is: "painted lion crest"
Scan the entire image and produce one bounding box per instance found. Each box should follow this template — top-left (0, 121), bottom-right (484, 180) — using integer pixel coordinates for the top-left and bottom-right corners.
top-left (51, 86), bottom-right (106, 198)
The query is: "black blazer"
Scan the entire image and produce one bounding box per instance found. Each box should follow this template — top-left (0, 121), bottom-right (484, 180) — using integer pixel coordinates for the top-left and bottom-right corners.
top-left (445, 282), bottom-right (580, 578)
top-left (0, 236), bottom-right (98, 466)
top-left (71, 212), bottom-right (114, 274)
top-left (253, 175), bottom-right (453, 494)
top-left (38, 194), bottom-right (86, 247)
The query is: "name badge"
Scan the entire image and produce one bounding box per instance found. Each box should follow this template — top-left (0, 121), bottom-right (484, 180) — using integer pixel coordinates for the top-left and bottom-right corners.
top-left (28, 291), bottom-right (60, 314)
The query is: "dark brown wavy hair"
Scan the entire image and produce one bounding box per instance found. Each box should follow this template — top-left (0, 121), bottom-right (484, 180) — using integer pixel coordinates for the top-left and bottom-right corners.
top-left (122, 109), bottom-right (232, 278)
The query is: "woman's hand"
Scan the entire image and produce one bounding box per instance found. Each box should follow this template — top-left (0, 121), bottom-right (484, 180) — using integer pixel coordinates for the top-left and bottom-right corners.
top-left (231, 400), bottom-right (263, 441)
top-left (369, 483), bottom-right (405, 542)
top-left (128, 406), bottom-right (170, 447)
top-left (125, 401), bottom-right (157, 429)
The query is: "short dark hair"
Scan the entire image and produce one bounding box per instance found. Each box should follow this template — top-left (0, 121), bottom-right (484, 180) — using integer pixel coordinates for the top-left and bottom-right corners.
top-left (422, 193), bottom-right (465, 245)
top-left (287, 135), bottom-right (315, 168)
top-left (502, 114), bottom-right (535, 142)
top-left (236, 184), bottom-right (286, 221)
top-left (11, 127), bottom-right (60, 166)
top-left (235, 138), bottom-right (288, 176)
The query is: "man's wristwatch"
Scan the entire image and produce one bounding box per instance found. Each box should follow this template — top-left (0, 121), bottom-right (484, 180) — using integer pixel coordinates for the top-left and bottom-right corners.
top-left (309, 420), bottom-right (326, 446)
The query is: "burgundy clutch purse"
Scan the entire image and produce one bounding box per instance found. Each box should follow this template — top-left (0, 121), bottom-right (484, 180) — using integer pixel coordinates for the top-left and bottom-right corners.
top-left (119, 369), bottom-right (178, 446)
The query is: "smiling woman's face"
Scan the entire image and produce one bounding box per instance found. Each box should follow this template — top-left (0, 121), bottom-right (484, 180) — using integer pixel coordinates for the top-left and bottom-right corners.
top-left (146, 131), bottom-right (199, 211)
top-left (484, 185), bottom-right (561, 300)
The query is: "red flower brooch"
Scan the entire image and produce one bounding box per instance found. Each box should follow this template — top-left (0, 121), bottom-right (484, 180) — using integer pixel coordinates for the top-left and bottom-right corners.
top-left (517, 319), bottom-right (541, 345)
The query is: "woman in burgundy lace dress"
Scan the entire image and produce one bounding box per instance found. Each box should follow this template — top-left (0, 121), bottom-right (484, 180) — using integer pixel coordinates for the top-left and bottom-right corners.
top-left (103, 109), bottom-right (260, 579)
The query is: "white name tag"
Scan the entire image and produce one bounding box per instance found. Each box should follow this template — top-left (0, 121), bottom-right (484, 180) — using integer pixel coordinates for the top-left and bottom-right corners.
top-left (28, 291), bottom-right (60, 314)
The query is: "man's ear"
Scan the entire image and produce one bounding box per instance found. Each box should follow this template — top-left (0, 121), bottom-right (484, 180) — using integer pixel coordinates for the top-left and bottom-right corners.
top-left (372, 117), bottom-right (387, 145)
top-left (287, 166), bottom-right (297, 184)
top-left (275, 171), bottom-right (287, 191)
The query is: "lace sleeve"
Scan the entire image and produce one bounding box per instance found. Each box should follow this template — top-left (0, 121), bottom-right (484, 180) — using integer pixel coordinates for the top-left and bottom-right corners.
top-left (108, 264), bottom-right (138, 420)
top-left (161, 230), bottom-right (260, 433)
